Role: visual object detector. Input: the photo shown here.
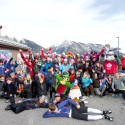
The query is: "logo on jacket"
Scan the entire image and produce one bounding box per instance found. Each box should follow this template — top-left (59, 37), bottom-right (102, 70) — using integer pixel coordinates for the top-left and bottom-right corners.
top-left (107, 63), bottom-right (112, 69)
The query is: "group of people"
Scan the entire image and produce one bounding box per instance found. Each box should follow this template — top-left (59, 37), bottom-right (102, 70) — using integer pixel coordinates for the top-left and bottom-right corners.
top-left (0, 46), bottom-right (125, 122)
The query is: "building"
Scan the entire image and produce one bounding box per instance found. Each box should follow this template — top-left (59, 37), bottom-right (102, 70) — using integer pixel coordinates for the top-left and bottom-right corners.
top-left (0, 35), bottom-right (30, 62)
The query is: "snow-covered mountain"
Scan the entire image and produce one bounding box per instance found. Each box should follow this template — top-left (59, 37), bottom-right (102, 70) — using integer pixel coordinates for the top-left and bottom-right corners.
top-left (3, 36), bottom-right (124, 56)
top-left (3, 36), bottom-right (45, 53)
top-left (52, 40), bottom-right (124, 56)
top-left (52, 40), bottom-right (103, 55)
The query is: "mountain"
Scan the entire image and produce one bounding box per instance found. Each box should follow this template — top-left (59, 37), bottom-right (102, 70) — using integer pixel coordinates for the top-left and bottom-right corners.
top-left (3, 36), bottom-right (124, 56)
top-left (19, 39), bottom-right (46, 53)
top-left (3, 36), bottom-right (46, 53)
top-left (52, 40), bottom-right (124, 56)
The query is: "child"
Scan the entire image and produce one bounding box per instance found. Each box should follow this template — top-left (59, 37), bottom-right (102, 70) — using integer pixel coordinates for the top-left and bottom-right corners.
top-left (40, 65), bottom-right (55, 99)
top-left (82, 72), bottom-right (93, 97)
top-left (106, 74), bottom-right (113, 93)
top-left (69, 79), bottom-right (82, 104)
top-left (21, 74), bottom-right (33, 98)
top-left (16, 74), bottom-right (25, 96)
top-left (112, 72), bottom-right (125, 100)
top-left (93, 73), bottom-right (105, 97)
top-left (0, 58), bottom-right (13, 76)
top-left (4, 77), bottom-right (16, 103)
top-left (0, 74), bottom-right (6, 98)
top-left (5, 95), bottom-right (49, 113)
top-left (99, 76), bottom-right (108, 96)
top-left (43, 99), bottom-right (113, 121)
top-left (69, 69), bottom-right (76, 84)
top-left (10, 72), bottom-right (18, 92)
top-left (7, 58), bottom-right (18, 76)
top-left (36, 72), bottom-right (47, 98)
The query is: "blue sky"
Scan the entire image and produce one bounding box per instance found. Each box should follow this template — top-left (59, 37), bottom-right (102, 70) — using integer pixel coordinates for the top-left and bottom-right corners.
top-left (0, 0), bottom-right (125, 53)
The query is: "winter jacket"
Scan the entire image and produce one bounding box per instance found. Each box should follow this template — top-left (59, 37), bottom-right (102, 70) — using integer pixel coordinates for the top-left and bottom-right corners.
top-left (92, 79), bottom-right (100, 88)
top-left (4, 82), bottom-right (17, 95)
top-left (59, 64), bottom-right (71, 74)
top-left (40, 66), bottom-right (53, 85)
top-left (37, 80), bottom-right (47, 97)
top-left (7, 61), bottom-right (18, 76)
top-left (29, 53), bottom-right (42, 75)
top-left (43, 99), bottom-right (77, 118)
top-left (81, 76), bottom-right (93, 88)
top-left (69, 74), bottom-right (76, 84)
top-left (44, 62), bottom-right (53, 72)
top-left (0, 58), bottom-right (13, 76)
top-left (20, 51), bottom-right (34, 77)
top-left (23, 57), bottom-right (35, 77)
top-left (74, 62), bottom-right (83, 71)
top-left (21, 98), bottom-right (49, 109)
top-left (0, 80), bottom-right (6, 92)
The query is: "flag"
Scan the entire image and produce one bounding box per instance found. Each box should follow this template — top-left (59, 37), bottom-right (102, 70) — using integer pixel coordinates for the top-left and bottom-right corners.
top-left (68, 52), bottom-right (73, 58)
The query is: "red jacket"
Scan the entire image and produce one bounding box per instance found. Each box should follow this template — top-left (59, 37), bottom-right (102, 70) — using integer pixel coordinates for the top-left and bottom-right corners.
top-left (69, 74), bottom-right (76, 84)
top-left (121, 57), bottom-right (125, 68)
top-left (103, 60), bottom-right (117, 74)
top-left (61, 56), bottom-right (65, 63)
top-left (20, 51), bottom-right (34, 77)
top-left (20, 51), bottom-right (31, 63)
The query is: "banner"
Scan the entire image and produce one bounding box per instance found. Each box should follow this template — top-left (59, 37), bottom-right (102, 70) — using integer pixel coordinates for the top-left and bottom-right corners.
top-left (0, 51), bottom-right (10, 62)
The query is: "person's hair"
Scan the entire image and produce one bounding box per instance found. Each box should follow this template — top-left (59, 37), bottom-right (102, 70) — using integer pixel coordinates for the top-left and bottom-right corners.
top-left (93, 73), bottom-right (97, 79)
top-left (84, 71), bottom-right (89, 75)
top-left (49, 103), bottom-right (57, 112)
top-left (115, 72), bottom-right (119, 74)
top-left (24, 74), bottom-right (32, 84)
top-left (10, 72), bottom-right (15, 77)
top-left (70, 68), bottom-right (75, 73)
top-left (0, 74), bottom-right (5, 78)
top-left (62, 71), bottom-right (69, 76)
top-left (48, 66), bottom-right (52, 70)
top-left (95, 62), bottom-right (102, 70)
top-left (7, 77), bottom-right (12, 81)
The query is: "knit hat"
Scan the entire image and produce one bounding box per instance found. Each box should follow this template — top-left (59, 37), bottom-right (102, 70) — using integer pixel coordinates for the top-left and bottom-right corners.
top-left (54, 93), bottom-right (60, 97)
top-left (62, 52), bottom-right (65, 55)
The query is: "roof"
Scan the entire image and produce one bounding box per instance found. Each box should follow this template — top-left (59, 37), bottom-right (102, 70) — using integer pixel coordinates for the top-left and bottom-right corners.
top-left (0, 36), bottom-right (30, 50)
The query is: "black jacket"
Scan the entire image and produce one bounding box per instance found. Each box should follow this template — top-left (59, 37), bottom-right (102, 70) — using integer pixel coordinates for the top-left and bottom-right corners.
top-left (4, 82), bottom-right (17, 95)
top-left (0, 81), bottom-right (6, 91)
top-left (37, 80), bottom-right (47, 97)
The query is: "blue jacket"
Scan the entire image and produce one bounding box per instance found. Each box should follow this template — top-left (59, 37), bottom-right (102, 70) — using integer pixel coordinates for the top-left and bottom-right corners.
top-left (7, 61), bottom-right (18, 76)
top-left (44, 62), bottom-right (53, 72)
top-left (40, 66), bottom-right (52, 85)
top-left (0, 58), bottom-right (12, 76)
top-left (82, 76), bottom-right (93, 88)
top-left (100, 78), bottom-right (107, 86)
top-left (59, 64), bottom-right (71, 74)
top-left (43, 99), bottom-right (77, 118)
